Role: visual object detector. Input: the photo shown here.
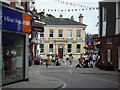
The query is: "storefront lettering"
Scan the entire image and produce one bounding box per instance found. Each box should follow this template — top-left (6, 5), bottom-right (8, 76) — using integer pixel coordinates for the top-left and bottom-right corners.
top-left (4, 16), bottom-right (22, 24)
top-left (23, 21), bottom-right (30, 26)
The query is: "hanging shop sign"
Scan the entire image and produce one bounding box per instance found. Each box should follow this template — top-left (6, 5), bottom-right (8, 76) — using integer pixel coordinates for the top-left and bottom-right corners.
top-left (22, 13), bottom-right (31, 33)
top-left (2, 6), bottom-right (31, 33)
top-left (32, 20), bottom-right (45, 32)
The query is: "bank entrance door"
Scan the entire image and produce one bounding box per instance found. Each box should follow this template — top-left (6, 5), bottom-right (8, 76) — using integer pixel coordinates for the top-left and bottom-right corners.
top-left (58, 46), bottom-right (63, 58)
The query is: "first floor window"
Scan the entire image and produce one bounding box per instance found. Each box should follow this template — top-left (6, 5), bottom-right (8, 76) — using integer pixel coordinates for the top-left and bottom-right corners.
top-left (77, 30), bottom-right (81, 38)
top-left (39, 32), bottom-right (44, 37)
top-left (67, 30), bottom-right (72, 38)
top-left (76, 44), bottom-right (81, 53)
top-left (58, 29), bottom-right (63, 37)
top-left (49, 44), bottom-right (53, 53)
top-left (49, 30), bottom-right (54, 37)
top-left (67, 44), bottom-right (72, 53)
top-left (40, 44), bottom-right (44, 53)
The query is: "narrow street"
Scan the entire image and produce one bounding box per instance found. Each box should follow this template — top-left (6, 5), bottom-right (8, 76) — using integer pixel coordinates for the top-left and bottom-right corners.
top-left (37, 60), bottom-right (120, 89)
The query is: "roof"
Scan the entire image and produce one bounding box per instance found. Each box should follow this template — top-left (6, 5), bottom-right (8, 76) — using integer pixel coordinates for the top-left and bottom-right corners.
top-left (41, 17), bottom-right (87, 26)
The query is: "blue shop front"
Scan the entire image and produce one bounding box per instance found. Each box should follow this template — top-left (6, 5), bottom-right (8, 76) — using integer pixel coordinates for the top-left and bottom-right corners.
top-left (0, 6), bottom-right (31, 86)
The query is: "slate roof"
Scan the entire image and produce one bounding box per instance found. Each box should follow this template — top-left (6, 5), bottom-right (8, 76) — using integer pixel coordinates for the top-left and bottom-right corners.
top-left (41, 17), bottom-right (87, 26)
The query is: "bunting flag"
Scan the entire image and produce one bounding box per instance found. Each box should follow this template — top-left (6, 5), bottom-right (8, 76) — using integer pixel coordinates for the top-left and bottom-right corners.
top-left (38, 8), bottom-right (98, 12)
top-left (53, 0), bottom-right (99, 10)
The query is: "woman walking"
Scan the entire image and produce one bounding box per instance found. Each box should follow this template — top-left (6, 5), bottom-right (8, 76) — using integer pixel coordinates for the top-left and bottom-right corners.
top-left (69, 54), bottom-right (73, 67)
top-left (62, 54), bottom-right (67, 66)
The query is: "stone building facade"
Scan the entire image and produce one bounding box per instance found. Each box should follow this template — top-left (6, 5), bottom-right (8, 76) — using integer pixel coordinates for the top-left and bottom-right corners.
top-left (38, 14), bottom-right (87, 60)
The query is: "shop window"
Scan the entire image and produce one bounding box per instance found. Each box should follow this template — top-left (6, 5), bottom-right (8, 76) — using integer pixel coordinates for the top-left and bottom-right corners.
top-left (67, 44), bottom-right (72, 53)
top-left (2, 32), bottom-right (25, 85)
top-left (49, 29), bottom-right (54, 37)
top-left (49, 44), bottom-right (53, 53)
top-left (76, 44), bottom-right (81, 53)
top-left (40, 44), bottom-right (44, 53)
top-left (58, 29), bottom-right (63, 37)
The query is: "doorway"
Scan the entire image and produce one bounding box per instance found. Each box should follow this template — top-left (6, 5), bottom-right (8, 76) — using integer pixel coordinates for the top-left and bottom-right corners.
top-left (58, 46), bottom-right (63, 58)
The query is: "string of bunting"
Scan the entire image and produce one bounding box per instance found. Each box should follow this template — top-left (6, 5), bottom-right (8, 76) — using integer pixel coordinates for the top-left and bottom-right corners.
top-left (38, 8), bottom-right (98, 12)
top-left (53, 0), bottom-right (99, 10)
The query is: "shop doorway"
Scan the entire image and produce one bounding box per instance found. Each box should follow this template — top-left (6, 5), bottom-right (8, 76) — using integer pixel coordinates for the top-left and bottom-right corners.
top-left (58, 46), bottom-right (63, 58)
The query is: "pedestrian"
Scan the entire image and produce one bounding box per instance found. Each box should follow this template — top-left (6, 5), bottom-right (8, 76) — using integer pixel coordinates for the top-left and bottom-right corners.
top-left (55, 53), bottom-right (60, 66)
top-left (46, 54), bottom-right (51, 67)
top-left (69, 54), bottom-right (73, 67)
top-left (35, 55), bottom-right (41, 65)
top-left (83, 53), bottom-right (89, 68)
top-left (92, 53), bottom-right (97, 67)
top-left (62, 54), bottom-right (67, 66)
top-left (29, 53), bottom-right (32, 67)
top-left (78, 54), bottom-right (84, 67)
top-left (51, 54), bottom-right (56, 66)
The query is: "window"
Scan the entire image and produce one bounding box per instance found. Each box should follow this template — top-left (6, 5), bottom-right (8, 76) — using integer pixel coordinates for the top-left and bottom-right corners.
top-left (67, 44), bottom-right (72, 53)
top-left (118, 2), bottom-right (120, 18)
top-left (2, 32), bottom-right (25, 84)
top-left (77, 30), bottom-right (81, 38)
top-left (49, 44), bottom-right (53, 53)
top-left (58, 29), bottom-right (63, 37)
top-left (76, 44), bottom-right (81, 53)
top-left (102, 7), bottom-right (107, 21)
top-left (107, 49), bottom-right (112, 63)
top-left (68, 30), bottom-right (72, 38)
top-left (39, 32), bottom-right (44, 37)
top-left (102, 7), bottom-right (107, 36)
top-left (15, 0), bottom-right (24, 10)
top-left (40, 44), bottom-right (44, 53)
top-left (107, 37), bottom-right (112, 44)
top-left (49, 30), bottom-right (54, 37)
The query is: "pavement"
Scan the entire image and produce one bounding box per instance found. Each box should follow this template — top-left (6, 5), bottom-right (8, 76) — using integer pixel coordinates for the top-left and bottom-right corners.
top-left (1, 60), bottom-right (120, 89)
top-left (2, 65), bottom-right (64, 89)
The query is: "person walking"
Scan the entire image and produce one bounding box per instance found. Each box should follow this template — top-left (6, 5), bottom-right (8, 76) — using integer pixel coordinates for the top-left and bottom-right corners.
top-left (83, 53), bottom-right (89, 68)
top-left (46, 54), bottom-right (51, 67)
top-left (92, 53), bottom-right (97, 67)
top-left (69, 54), bottom-right (73, 67)
top-left (62, 54), bottom-right (67, 66)
top-left (55, 53), bottom-right (60, 66)
top-left (79, 54), bottom-right (84, 67)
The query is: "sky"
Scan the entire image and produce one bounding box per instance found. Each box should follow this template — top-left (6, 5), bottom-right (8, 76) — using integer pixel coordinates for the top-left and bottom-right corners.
top-left (35, 0), bottom-right (99, 34)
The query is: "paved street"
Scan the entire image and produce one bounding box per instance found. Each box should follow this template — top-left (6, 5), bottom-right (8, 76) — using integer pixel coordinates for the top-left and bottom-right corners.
top-left (38, 60), bottom-right (120, 89)
top-left (2, 60), bottom-right (120, 90)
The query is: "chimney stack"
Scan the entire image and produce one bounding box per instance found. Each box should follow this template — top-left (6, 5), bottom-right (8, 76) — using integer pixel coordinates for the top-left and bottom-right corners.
top-left (78, 14), bottom-right (84, 23)
top-left (60, 13), bottom-right (63, 18)
top-left (71, 16), bottom-right (74, 20)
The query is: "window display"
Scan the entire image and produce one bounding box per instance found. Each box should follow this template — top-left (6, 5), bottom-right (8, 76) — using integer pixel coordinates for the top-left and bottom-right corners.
top-left (2, 32), bottom-right (25, 84)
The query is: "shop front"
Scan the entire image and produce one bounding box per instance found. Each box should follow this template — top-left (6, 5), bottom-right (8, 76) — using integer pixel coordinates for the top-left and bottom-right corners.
top-left (0, 6), bottom-right (31, 86)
